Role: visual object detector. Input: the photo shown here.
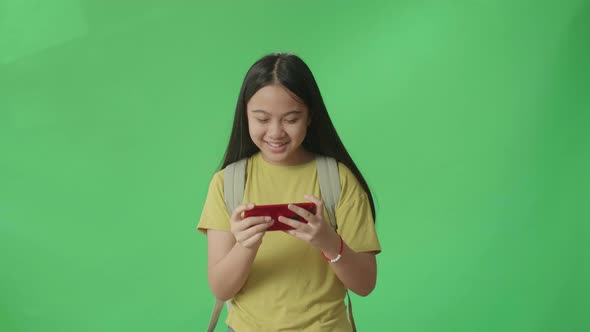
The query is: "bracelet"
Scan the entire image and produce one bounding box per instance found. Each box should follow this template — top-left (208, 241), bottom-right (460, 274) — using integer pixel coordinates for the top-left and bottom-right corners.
top-left (322, 234), bottom-right (344, 263)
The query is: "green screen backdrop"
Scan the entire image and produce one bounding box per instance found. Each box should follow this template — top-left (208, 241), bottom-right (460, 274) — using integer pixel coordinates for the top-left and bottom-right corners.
top-left (1, 1), bottom-right (588, 331)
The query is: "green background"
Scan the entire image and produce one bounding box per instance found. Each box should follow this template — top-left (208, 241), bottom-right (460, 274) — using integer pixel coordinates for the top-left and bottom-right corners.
top-left (1, 1), bottom-right (588, 331)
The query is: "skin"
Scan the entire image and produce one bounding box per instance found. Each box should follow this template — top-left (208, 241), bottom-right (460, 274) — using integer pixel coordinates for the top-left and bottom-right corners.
top-left (246, 84), bottom-right (314, 166)
top-left (206, 84), bottom-right (377, 301)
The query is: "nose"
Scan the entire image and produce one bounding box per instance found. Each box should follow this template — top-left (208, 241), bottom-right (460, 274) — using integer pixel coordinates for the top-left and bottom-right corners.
top-left (268, 121), bottom-right (285, 138)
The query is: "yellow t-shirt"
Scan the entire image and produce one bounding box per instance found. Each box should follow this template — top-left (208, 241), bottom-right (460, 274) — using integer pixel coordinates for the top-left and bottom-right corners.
top-left (198, 152), bottom-right (381, 332)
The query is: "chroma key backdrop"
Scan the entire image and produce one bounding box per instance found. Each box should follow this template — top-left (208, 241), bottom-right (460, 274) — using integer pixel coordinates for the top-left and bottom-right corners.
top-left (1, 1), bottom-right (588, 331)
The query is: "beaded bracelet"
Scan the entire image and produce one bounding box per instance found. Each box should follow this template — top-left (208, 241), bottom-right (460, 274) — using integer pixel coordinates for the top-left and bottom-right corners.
top-left (322, 234), bottom-right (344, 263)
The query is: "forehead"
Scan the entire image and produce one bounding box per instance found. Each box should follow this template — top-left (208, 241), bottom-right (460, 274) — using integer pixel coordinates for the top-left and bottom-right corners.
top-left (247, 85), bottom-right (308, 115)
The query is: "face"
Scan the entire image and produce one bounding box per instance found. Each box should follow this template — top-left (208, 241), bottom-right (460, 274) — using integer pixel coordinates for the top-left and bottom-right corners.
top-left (246, 84), bottom-right (311, 165)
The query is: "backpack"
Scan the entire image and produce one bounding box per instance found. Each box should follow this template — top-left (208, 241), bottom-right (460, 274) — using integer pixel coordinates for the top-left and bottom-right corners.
top-left (206, 154), bottom-right (357, 332)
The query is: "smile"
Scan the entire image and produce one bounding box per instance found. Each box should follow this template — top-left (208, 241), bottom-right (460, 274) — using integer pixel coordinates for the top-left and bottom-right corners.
top-left (266, 141), bottom-right (287, 147)
top-left (265, 141), bottom-right (289, 152)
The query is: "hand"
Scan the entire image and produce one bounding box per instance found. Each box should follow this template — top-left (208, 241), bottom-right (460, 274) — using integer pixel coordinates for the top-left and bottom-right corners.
top-left (230, 203), bottom-right (274, 249)
top-left (277, 195), bottom-right (340, 253)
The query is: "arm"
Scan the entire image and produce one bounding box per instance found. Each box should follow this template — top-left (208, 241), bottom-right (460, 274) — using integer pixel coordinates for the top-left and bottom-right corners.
top-left (320, 233), bottom-right (377, 296)
top-left (206, 204), bottom-right (274, 301)
top-left (207, 230), bottom-right (258, 301)
top-left (278, 195), bottom-right (378, 297)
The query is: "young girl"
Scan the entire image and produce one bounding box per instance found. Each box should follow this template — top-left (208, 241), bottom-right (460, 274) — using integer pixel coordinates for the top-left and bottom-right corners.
top-left (198, 53), bottom-right (381, 331)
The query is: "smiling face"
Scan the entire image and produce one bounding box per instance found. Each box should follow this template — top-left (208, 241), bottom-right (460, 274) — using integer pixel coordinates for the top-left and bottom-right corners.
top-left (246, 84), bottom-right (312, 165)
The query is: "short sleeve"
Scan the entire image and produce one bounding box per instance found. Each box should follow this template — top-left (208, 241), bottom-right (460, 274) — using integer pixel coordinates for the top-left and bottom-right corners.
top-left (335, 163), bottom-right (381, 254)
top-left (197, 170), bottom-right (231, 234)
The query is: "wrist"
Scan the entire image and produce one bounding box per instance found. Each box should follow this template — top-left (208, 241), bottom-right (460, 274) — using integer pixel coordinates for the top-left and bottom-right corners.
top-left (320, 231), bottom-right (340, 255)
top-left (235, 240), bottom-right (261, 254)
top-left (321, 232), bottom-right (344, 263)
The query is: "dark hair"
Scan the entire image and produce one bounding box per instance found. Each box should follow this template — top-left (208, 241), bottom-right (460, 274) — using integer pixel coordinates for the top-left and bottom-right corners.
top-left (220, 53), bottom-right (376, 223)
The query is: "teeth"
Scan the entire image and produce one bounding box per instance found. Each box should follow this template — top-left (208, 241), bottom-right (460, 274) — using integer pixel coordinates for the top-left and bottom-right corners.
top-left (268, 142), bottom-right (284, 147)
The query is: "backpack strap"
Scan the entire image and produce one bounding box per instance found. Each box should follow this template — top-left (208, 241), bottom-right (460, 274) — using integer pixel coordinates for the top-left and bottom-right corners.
top-left (223, 158), bottom-right (247, 215)
top-left (207, 299), bottom-right (225, 332)
top-left (315, 156), bottom-right (357, 331)
top-left (315, 155), bottom-right (340, 230)
top-left (346, 289), bottom-right (357, 332)
top-left (207, 158), bottom-right (248, 332)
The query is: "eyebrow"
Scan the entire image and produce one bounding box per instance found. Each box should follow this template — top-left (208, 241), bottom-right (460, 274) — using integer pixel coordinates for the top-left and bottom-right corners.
top-left (251, 110), bottom-right (303, 116)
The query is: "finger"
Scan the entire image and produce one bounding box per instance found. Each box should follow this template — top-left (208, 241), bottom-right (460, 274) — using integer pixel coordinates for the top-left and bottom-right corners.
top-left (304, 195), bottom-right (324, 218)
top-left (287, 204), bottom-right (316, 223)
top-left (277, 216), bottom-right (308, 230)
top-left (241, 232), bottom-right (265, 248)
top-left (235, 220), bottom-right (271, 241)
top-left (230, 203), bottom-right (255, 223)
top-left (237, 220), bottom-right (274, 241)
top-left (236, 216), bottom-right (271, 231)
top-left (284, 229), bottom-right (307, 241)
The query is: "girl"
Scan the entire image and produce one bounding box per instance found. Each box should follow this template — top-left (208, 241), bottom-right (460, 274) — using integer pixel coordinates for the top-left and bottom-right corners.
top-left (198, 53), bottom-right (381, 331)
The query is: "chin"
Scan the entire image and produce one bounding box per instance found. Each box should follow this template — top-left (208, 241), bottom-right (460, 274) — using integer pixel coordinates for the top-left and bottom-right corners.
top-left (262, 149), bottom-right (295, 164)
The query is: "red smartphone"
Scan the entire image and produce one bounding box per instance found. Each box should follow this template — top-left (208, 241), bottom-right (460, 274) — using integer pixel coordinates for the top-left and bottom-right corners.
top-left (243, 202), bottom-right (317, 231)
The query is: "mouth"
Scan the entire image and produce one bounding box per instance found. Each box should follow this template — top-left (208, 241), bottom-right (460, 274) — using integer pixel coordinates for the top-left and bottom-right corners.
top-left (265, 141), bottom-right (289, 152)
top-left (266, 141), bottom-right (287, 147)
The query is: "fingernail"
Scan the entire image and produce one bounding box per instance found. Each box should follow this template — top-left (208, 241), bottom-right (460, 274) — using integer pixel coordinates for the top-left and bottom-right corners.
top-left (265, 217), bottom-right (271, 222)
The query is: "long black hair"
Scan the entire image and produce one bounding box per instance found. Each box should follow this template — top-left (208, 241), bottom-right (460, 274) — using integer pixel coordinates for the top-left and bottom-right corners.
top-left (220, 53), bottom-right (376, 223)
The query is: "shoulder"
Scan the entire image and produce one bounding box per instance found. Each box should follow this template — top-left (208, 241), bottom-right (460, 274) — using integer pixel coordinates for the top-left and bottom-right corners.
top-left (315, 156), bottom-right (360, 191)
top-left (336, 162), bottom-right (354, 182)
top-left (336, 161), bottom-right (367, 205)
top-left (336, 162), bottom-right (359, 189)
top-left (206, 169), bottom-right (225, 194)
top-left (209, 157), bottom-right (251, 190)
top-left (213, 168), bottom-right (225, 183)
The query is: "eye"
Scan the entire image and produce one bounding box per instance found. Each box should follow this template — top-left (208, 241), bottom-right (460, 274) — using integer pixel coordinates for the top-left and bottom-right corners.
top-left (285, 118), bottom-right (299, 124)
top-left (256, 118), bottom-right (270, 123)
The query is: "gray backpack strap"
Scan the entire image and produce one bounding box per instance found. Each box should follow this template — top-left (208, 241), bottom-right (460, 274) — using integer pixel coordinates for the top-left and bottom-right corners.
top-left (346, 289), bottom-right (357, 332)
top-left (316, 155), bottom-right (356, 331)
top-left (207, 299), bottom-right (225, 332)
top-left (315, 155), bottom-right (340, 230)
top-left (208, 158), bottom-right (248, 332)
top-left (223, 158), bottom-right (247, 214)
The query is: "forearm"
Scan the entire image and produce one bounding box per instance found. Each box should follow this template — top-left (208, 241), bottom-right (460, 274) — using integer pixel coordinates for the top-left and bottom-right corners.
top-left (322, 235), bottom-right (377, 296)
top-left (208, 243), bottom-right (258, 301)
